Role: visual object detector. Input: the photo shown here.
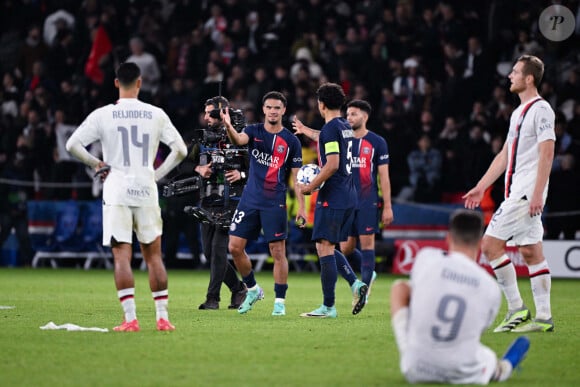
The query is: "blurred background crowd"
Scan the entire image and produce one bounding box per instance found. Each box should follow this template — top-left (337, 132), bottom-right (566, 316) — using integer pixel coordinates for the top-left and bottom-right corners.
top-left (1, 0), bottom-right (580, 241)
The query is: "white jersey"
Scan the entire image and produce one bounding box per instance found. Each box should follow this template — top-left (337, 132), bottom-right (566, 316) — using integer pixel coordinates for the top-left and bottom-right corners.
top-left (504, 98), bottom-right (555, 200)
top-left (404, 247), bottom-right (501, 382)
top-left (69, 98), bottom-right (182, 207)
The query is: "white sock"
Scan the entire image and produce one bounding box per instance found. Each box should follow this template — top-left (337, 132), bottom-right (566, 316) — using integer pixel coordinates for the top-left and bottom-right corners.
top-left (275, 298), bottom-right (285, 304)
top-left (490, 255), bottom-right (523, 311)
top-left (494, 360), bottom-right (513, 382)
top-left (528, 260), bottom-right (552, 320)
top-left (118, 288), bottom-right (136, 322)
top-left (152, 290), bottom-right (169, 321)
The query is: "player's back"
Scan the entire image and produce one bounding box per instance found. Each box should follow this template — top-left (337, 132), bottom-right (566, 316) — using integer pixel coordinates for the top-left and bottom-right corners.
top-left (317, 117), bottom-right (357, 209)
top-left (405, 248), bottom-right (501, 374)
top-left (81, 98), bottom-right (173, 206)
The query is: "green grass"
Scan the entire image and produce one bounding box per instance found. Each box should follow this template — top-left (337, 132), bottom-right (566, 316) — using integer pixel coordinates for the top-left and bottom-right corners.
top-left (1, 268), bottom-right (579, 387)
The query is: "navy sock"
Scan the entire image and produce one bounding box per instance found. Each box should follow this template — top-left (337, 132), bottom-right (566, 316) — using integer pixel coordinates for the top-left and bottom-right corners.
top-left (274, 283), bottom-right (288, 299)
top-left (361, 249), bottom-right (375, 286)
top-left (242, 271), bottom-right (257, 289)
top-left (335, 249), bottom-right (357, 286)
top-left (319, 254), bottom-right (337, 307)
top-left (348, 248), bottom-right (362, 273)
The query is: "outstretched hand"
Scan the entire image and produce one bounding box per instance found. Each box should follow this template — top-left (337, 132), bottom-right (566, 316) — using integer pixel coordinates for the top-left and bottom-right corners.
top-left (292, 116), bottom-right (307, 136)
top-left (462, 187), bottom-right (484, 209)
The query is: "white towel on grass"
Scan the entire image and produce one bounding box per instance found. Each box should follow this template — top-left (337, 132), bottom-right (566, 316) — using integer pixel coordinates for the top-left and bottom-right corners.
top-left (40, 321), bottom-right (109, 332)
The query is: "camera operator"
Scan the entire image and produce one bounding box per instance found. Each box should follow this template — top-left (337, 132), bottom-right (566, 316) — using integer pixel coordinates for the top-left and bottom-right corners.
top-left (192, 96), bottom-right (248, 310)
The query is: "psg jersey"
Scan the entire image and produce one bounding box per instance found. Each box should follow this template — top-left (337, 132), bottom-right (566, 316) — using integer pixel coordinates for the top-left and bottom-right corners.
top-left (239, 123), bottom-right (302, 208)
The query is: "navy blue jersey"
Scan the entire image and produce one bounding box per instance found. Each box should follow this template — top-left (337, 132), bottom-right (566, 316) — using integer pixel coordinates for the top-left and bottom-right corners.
top-left (239, 123), bottom-right (302, 208)
top-left (316, 117), bottom-right (357, 209)
top-left (352, 131), bottom-right (389, 209)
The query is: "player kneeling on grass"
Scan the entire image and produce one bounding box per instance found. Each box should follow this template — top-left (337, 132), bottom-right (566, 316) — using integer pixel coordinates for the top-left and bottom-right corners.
top-left (390, 209), bottom-right (530, 384)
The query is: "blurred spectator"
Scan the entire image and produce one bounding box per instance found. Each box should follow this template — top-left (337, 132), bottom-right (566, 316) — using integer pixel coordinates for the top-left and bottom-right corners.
top-left (247, 66), bottom-right (273, 112)
top-left (463, 124), bottom-right (494, 190)
top-left (545, 154), bottom-right (580, 240)
top-left (463, 36), bottom-right (493, 99)
top-left (17, 25), bottom-right (48, 79)
top-left (1, 72), bottom-right (20, 119)
top-left (204, 4), bottom-right (228, 45)
top-left (512, 29), bottom-right (543, 61)
top-left (45, 29), bottom-right (79, 85)
top-left (393, 57), bottom-right (425, 113)
top-left (552, 111), bottom-right (579, 171)
top-left (126, 36), bottom-right (161, 102)
top-left (43, 9), bottom-right (75, 47)
top-left (398, 133), bottom-right (442, 203)
top-left (559, 69), bottom-right (580, 104)
top-left (290, 47), bottom-right (323, 84)
top-left (0, 135), bottom-right (35, 266)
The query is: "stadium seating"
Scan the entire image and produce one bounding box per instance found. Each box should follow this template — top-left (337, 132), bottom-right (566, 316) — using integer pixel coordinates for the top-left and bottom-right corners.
top-left (31, 201), bottom-right (112, 269)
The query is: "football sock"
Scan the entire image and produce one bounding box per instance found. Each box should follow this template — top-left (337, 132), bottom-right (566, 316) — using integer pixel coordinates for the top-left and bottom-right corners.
top-left (242, 270), bottom-right (257, 289)
top-left (528, 260), bottom-right (552, 320)
top-left (491, 255), bottom-right (523, 311)
top-left (152, 290), bottom-right (169, 321)
top-left (118, 288), bottom-right (136, 322)
top-left (319, 254), bottom-right (337, 307)
top-left (335, 249), bottom-right (356, 286)
top-left (348, 248), bottom-right (362, 272)
top-left (361, 249), bottom-right (375, 286)
top-left (274, 283), bottom-right (288, 299)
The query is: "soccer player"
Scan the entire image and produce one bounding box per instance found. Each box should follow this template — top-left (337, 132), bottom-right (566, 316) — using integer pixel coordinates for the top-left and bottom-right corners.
top-left (463, 55), bottom-right (555, 332)
top-left (66, 62), bottom-right (187, 331)
top-left (294, 99), bottom-right (393, 308)
top-left (390, 209), bottom-right (531, 384)
top-left (295, 83), bottom-right (366, 318)
top-left (340, 99), bottom-right (393, 300)
top-left (222, 91), bottom-right (305, 316)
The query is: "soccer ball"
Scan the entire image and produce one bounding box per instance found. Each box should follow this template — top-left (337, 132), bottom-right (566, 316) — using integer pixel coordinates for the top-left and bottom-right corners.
top-left (297, 163), bottom-right (323, 191)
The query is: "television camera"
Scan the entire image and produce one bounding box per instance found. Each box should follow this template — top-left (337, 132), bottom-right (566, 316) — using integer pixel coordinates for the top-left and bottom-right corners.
top-left (195, 108), bottom-right (246, 146)
top-left (162, 107), bottom-right (248, 229)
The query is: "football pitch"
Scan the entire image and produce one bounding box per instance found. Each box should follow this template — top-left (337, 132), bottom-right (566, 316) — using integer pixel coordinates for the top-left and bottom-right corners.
top-left (1, 268), bottom-right (579, 386)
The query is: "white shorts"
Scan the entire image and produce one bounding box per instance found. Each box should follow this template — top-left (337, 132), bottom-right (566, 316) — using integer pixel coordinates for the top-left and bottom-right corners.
top-left (102, 204), bottom-right (162, 246)
top-left (485, 196), bottom-right (544, 246)
top-left (392, 308), bottom-right (497, 385)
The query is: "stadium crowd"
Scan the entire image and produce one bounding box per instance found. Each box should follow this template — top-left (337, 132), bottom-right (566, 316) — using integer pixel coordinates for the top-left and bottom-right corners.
top-left (1, 0), bottom-right (580, 241)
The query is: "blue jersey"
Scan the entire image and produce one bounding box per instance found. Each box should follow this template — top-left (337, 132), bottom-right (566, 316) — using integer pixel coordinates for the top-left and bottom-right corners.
top-left (240, 123), bottom-right (302, 208)
top-left (352, 131), bottom-right (389, 209)
top-left (316, 117), bottom-right (357, 209)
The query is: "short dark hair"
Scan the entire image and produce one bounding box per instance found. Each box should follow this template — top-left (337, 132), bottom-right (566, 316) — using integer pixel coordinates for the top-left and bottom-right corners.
top-left (449, 209), bottom-right (484, 246)
top-left (346, 99), bottom-right (372, 116)
top-left (517, 55), bottom-right (544, 88)
top-left (262, 91), bottom-right (287, 107)
top-left (204, 96), bottom-right (230, 110)
top-left (316, 83), bottom-right (345, 110)
top-left (115, 62), bottom-right (141, 87)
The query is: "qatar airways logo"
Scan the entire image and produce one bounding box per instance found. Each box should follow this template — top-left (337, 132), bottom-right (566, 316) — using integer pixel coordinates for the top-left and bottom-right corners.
top-left (251, 149), bottom-right (280, 167)
top-left (351, 156), bottom-right (367, 168)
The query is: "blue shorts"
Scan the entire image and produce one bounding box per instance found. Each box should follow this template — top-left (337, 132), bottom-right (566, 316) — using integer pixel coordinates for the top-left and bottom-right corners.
top-left (312, 207), bottom-right (355, 244)
top-left (349, 207), bottom-right (380, 237)
top-left (228, 202), bottom-right (288, 242)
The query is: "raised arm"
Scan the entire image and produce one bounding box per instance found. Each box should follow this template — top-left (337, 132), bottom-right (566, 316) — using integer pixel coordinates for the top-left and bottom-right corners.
top-left (222, 108), bottom-right (249, 145)
top-left (292, 116), bottom-right (320, 141)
